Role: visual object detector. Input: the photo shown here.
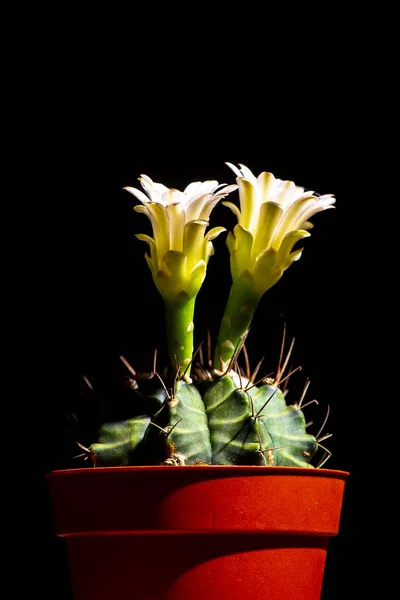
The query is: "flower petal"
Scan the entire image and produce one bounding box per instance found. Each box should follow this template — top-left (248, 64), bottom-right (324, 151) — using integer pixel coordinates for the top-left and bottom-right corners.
top-left (222, 200), bottom-right (242, 222)
top-left (183, 181), bottom-right (203, 196)
top-left (144, 202), bottom-right (170, 258)
top-left (237, 178), bottom-right (259, 231)
top-left (188, 260), bottom-right (207, 297)
top-left (192, 180), bottom-right (220, 195)
top-left (238, 164), bottom-right (258, 185)
top-left (277, 230), bottom-right (311, 263)
top-left (144, 252), bottom-right (154, 274)
top-left (225, 162), bottom-right (242, 178)
top-left (139, 175), bottom-right (170, 203)
top-left (283, 248), bottom-right (303, 270)
top-left (204, 226), bottom-right (226, 242)
top-left (302, 221), bottom-right (314, 230)
top-left (135, 233), bottom-right (158, 262)
top-left (184, 220), bottom-right (209, 268)
top-left (162, 250), bottom-right (187, 280)
top-left (253, 247), bottom-right (281, 293)
top-left (231, 224), bottom-right (254, 279)
top-left (274, 180), bottom-right (298, 207)
top-left (252, 201), bottom-right (284, 256)
top-left (226, 231), bottom-right (235, 254)
top-left (162, 189), bottom-right (186, 206)
top-left (203, 240), bottom-right (215, 261)
top-left (257, 172), bottom-right (277, 202)
top-left (123, 186), bottom-right (150, 204)
top-left (185, 192), bottom-right (213, 222)
top-left (134, 204), bottom-right (149, 216)
top-left (273, 196), bottom-right (333, 247)
top-left (166, 202), bottom-right (186, 251)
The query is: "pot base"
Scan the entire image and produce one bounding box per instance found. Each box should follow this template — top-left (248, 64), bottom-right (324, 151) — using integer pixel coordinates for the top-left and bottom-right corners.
top-left (65, 531), bottom-right (329, 600)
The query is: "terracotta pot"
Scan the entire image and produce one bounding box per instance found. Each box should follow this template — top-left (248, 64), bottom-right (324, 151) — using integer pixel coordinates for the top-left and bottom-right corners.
top-left (47, 466), bottom-right (348, 600)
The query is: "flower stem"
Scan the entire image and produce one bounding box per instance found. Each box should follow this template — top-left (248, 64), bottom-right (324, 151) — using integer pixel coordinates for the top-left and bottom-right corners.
top-left (213, 281), bottom-right (262, 372)
top-left (164, 297), bottom-right (196, 381)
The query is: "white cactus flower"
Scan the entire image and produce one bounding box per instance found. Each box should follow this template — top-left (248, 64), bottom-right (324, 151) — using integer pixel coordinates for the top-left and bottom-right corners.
top-left (223, 163), bottom-right (336, 295)
top-left (124, 175), bottom-right (237, 303)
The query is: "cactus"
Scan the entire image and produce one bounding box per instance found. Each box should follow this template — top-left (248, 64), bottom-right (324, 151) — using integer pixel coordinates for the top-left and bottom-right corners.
top-left (89, 369), bottom-right (317, 468)
top-left (81, 164), bottom-right (334, 469)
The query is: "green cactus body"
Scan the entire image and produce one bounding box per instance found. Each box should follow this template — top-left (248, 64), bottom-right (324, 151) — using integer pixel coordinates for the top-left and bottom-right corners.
top-left (168, 381), bottom-right (212, 464)
top-left (90, 417), bottom-right (151, 466)
top-left (201, 375), bottom-right (266, 465)
top-left (89, 375), bottom-right (316, 468)
top-left (246, 383), bottom-right (317, 467)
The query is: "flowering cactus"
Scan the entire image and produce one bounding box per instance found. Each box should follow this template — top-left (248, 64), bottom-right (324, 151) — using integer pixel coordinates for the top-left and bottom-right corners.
top-left (85, 165), bottom-right (335, 469)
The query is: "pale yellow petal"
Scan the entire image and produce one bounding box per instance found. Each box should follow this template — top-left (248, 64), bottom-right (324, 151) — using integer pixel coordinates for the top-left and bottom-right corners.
top-left (274, 180), bottom-right (297, 207)
top-left (123, 186), bottom-right (150, 204)
top-left (198, 195), bottom-right (223, 220)
top-left (252, 202), bottom-right (284, 256)
top-left (204, 226), bottom-right (226, 242)
top-left (154, 268), bottom-right (172, 297)
top-left (226, 230), bottom-right (235, 254)
top-left (302, 221), bottom-right (314, 230)
top-left (293, 201), bottom-right (335, 232)
top-left (162, 189), bottom-right (186, 206)
top-left (237, 178), bottom-right (259, 231)
top-left (162, 250), bottom-right (187, 280)
top-left (238, 164), bottom-right (257, 185)
top-left (144, 252), bottom-right (154, 274)
top-left (192, 180), bottom-right (219, 195)
top-left (185, 192), bottom-right (212, 222)
top-left (230, 224), bottom-right (254, 277)
top-left (277, 230), bottom-right (311, 262)
top-left (183, 181), bottom-right (203, 196)
top-left (222, 200), bottom-right (242, 222)
top-left (139, 175), bottom-right (170, 202)
top-left (202, 239), bottom-right (215, 261)
top-left (165, 202), bottom-right (185, 251)
top-left (134, 205), bottom-right (149, 216)
top-left (225, 162), bottom-right (242, 178)
top-left (184, 220), bottom-right (209, 268)
top-left (200, 185), bottom-right (239, 220)
top-left (253, 247), bottom-right (281, 294)
top-left (257, 172), bottom-right (276, 202)
top-left (272, 196), bottom-right (323, 247)
top-left (145, 202), bottom-right (170, 258)
top-left (282, 248), bottom-right (303, 270)
top-left (187, 260), bottom-right (207, 297)
top-left (135, 233), bottom-right (158, 262)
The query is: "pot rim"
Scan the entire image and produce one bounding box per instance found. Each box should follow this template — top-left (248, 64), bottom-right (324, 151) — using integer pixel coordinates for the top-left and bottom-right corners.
top-left (47, 465), bottom-right (349, 479)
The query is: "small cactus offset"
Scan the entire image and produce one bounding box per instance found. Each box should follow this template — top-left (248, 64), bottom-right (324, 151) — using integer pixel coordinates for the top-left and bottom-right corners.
top-left (84, 164), bottom-right (335, 469)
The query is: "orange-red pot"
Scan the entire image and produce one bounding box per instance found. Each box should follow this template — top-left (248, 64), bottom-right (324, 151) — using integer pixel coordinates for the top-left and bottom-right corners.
top-left (47, 466), bottom-right (348, 600)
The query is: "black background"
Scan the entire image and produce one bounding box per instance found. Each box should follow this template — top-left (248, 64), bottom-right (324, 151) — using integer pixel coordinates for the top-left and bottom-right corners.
top-left (20, 28), bottom-right (367, 592)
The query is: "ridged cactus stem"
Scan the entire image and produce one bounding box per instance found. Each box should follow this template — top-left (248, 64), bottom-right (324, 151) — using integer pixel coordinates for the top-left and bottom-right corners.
top-left (165, 296), bottom-right (196, 381)
top-left (213, 281), bottom-right (262, 372)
